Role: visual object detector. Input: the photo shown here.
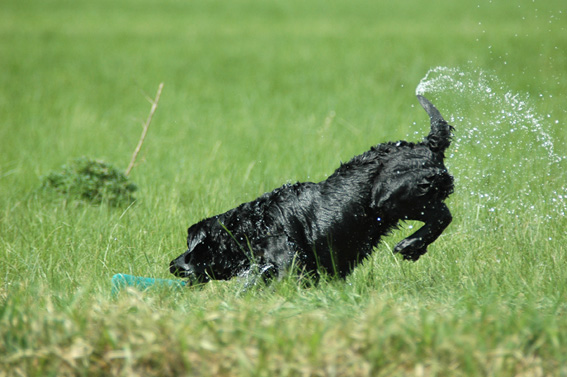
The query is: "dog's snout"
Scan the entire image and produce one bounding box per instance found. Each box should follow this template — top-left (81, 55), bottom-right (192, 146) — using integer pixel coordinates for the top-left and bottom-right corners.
top-left (170, 251), bottom-right (211, 284)
top-left (169, 253), bottom-right (191, 277)
top-left (169, 259), bottom-right (184, 276)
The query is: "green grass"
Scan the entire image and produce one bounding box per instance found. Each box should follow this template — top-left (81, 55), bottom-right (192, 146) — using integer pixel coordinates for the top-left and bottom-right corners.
top-left (1, 0), bottom-right (567, 375)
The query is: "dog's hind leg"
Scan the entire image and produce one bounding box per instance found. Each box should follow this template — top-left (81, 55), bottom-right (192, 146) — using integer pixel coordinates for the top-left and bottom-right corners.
top-left (394, 202), bottom-right (452, 261)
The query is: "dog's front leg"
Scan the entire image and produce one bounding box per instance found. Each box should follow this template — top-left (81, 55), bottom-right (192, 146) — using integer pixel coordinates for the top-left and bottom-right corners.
top-left (394, 202), bottom-right (452, 261)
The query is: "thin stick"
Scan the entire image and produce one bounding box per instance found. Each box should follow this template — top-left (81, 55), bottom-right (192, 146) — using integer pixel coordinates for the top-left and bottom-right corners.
top-left (125, 82), bottom-right (164, 176)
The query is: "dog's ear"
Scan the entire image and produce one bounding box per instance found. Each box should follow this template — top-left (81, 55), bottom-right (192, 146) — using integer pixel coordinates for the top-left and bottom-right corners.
top-left (187, 224), bottom-right (207, 250)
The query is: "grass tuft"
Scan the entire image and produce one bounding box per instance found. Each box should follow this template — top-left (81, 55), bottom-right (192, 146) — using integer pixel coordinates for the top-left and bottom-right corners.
top-left (41, 157), bottom-right (137, 207)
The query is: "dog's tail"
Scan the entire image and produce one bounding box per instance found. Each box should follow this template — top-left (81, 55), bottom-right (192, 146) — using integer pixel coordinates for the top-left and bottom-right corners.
top-left (417, 95), bottom-right (454, 154)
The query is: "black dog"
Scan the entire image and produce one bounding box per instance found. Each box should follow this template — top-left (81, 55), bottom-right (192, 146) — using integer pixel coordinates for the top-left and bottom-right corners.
top-left (170, 95), bottom-right (454, 284)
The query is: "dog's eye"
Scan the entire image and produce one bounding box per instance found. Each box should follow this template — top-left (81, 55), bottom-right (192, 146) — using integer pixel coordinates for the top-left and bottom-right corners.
top-left (191, 242), bottom-right (208, 253)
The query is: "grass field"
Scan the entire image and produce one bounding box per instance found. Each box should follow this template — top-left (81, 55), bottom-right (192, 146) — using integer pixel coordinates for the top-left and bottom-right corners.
top-left (1, 0), bottom-right (567, 375)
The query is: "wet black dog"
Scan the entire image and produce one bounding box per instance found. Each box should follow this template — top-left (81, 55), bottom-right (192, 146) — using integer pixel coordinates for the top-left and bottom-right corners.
top-left (170, 95), bottom-right (454, 284)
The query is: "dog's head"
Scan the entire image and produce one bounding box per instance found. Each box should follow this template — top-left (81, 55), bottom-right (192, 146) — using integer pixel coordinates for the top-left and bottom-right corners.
top-left (170, 218), bottom-right (247, 284)
top-left (169, 224), bottom-right (212, 284)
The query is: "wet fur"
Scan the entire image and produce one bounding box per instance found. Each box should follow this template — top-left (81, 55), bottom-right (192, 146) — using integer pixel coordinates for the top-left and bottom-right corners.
top-left (170, 95), bottom-right (454, 284)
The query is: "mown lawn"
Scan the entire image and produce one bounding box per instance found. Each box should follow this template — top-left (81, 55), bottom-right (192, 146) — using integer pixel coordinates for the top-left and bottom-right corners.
top-left (1, 0), bottom-right (566, 375)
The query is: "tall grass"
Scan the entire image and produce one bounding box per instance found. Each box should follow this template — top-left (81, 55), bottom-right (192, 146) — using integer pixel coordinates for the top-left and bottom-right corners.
top-left (1, 0), bottom-right (566, 375)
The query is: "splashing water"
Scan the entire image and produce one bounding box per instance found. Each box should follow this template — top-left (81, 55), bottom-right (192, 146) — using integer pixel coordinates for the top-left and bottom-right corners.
top-left (415, 67), bottom-right (566, 224)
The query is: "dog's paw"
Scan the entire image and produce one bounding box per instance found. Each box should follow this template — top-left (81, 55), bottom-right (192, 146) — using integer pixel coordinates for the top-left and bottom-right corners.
top-left (394, 238), bottom-right (427, 261)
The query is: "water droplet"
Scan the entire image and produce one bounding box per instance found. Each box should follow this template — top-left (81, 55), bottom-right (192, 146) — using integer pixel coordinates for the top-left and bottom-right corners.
top-left (416, 66), bottom-right (566, 228)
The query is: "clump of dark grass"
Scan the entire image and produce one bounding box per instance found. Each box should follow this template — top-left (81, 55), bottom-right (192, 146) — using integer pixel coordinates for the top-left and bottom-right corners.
top-left (39, 83), bottom-right (163, 208)
top-left (41, 156), bottom-right (137, 206)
